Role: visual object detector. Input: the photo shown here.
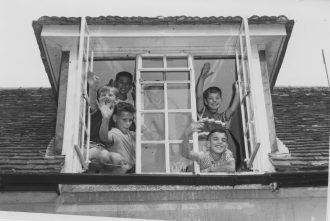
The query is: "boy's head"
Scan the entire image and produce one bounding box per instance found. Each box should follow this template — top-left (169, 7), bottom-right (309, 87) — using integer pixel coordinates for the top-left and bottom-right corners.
top-left (114, 71), bottom-right (133, 97)
top-left (207, 128), bottom-right (228, 154)
top-left (203, 87), bottom-right (222, 112)
top-left (97, 86), bottom-right (118, 103)
top-left (113, 102), bottom-right (136, 133)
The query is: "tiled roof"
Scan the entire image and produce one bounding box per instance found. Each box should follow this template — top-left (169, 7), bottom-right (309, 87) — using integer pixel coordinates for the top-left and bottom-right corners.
top-left (2, 87), bottom-right (325, 174)
top-left (0, 88), bottom-right (64, 174)
top-left (270, 87), bottom-right (330, 172)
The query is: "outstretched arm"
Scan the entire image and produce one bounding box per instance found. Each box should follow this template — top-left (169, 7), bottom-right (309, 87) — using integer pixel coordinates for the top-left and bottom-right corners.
top-left (204, 160), bottom-right (235, 173)
top-left (98, 98), bottom-right (115, 144)
top-left (196, 63), bottom-right (214, 113)
top-left (225, 81), bottom-right (240, 120)
top-left (181, 122), bottom-right (204, 161)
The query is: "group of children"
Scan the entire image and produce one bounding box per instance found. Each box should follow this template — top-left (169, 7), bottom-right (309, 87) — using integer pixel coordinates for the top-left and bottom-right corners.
top-left (87, 62), bottom-right (240, 174)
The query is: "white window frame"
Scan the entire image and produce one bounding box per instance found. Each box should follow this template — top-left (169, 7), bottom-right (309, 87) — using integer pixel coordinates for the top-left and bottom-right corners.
top-left (135, 54), bottom-right (199, 174)
top-left (75, 17), bottom-right (93, 171)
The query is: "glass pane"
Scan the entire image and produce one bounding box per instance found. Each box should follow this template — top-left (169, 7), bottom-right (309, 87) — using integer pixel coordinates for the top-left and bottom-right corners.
top-left (142, 84), bottom-right (164, 110)
top-left (170, 143), bottom-right (193, 172)
top-left (141, 72), bottom-right (164, 81)
top-left (141, 113), bottom-right (165, 141)
top-left (167, 83), bottom-right (190, 109)
top-left (166, 71), bottom-right (190, 81)
top-left (167, 57), bottom-right (188, 68)
top-left (141, 143), bottom-right (166, 172)
top-left (168, 113), bottom-right (192, 140)
top-left (142, 57), bottom-right (163, 68)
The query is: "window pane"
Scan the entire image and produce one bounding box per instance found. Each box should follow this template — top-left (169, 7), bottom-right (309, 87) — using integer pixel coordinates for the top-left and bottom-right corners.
top-left (170, 143), bottom-right (193, 172)
top-left (141, 72), bottom-right (164, 81)
top-left (142, 84), bottom-right (164, 110)
top-left (141, 143), bottom-right (166, 172)
top-left (167, 83), bottom-right (190, 109)
top-left (166, 71), bottom-right (190, 81)
top-left (142, 57), bottom-right (163, 68)
top-left (141, 113), bottom-right (165, 141)
top-left (168, 112), bottom-right (192, 140)
top-left (167, 57), bottom-right (188, 68)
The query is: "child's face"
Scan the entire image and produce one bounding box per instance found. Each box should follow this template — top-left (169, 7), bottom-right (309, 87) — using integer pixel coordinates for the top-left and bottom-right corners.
top-left (209, 132), bottom-right (228, 155)
top-left (98, 88), bottom-right (117, 104)
top-left (204, 92), bottom-right (222, 111)
top-left (114, 111), bottom-right (134, 133)
top-left (115, 76), bottom-right (133, 96)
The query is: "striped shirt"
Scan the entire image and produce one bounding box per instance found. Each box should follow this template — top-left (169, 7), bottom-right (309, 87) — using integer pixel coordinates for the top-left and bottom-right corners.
top-left (196, 149), bottom-right (234, 171)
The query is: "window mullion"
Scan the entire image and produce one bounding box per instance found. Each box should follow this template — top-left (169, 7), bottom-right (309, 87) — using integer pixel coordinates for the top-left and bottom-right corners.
top-left (235, 50), bottom-right (250, 163)
top-left (85, 50), bottom-right (94, 165)
top-left (135, 55), bottom-right (143, 174)
top-left (164, 81), bottom-right (170, 173)
top-left (188, 55), bottom-right (200, 174)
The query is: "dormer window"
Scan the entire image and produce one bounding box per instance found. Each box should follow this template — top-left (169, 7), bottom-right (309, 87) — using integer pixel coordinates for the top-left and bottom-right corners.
top-left (35, 16), bottom-right (293, 174)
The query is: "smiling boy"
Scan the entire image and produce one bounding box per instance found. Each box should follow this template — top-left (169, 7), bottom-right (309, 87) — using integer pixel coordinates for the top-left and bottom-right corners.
top-left (99, 101), bottom-right (136, 173)
top-left (112, 71), bottom-right (135, 106)
top-left (182, 121), bottom-right (235, 173)
top-left (196, 62), bottom-right (240, 128)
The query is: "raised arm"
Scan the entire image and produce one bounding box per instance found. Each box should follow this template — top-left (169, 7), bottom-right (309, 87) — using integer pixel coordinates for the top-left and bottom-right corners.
top-left (98, 98), bottom-right (115, 144)
top-left (87, 71), bottom-right (99, 113)
top-left (224, 80), bottom-right (240, 120)
top-left (181, 121), bottom-right (204, 161)
top-left (196, 63), bottom-right (214, 113)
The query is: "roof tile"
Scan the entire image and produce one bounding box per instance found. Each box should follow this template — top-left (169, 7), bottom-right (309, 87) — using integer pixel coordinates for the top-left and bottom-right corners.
top-left (0, 88), bottom-right (64, 174)
top-left (270, 87), bottom-right (330, 172)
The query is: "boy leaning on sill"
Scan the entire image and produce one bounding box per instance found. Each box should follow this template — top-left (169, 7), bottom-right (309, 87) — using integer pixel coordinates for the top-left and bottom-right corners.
top-left (181, 121), bottom-right (235, 173)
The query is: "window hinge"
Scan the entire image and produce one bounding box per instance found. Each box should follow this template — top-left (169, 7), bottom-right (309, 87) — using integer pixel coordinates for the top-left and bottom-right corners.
top-left (270, 182), bottom-right (279, 192)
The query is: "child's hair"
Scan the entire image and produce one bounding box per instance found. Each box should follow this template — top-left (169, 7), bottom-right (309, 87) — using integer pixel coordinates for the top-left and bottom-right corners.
top-left (207, 128), bottom-right (228, 140)
top-left (115, 71), bottom-right (133, 82)
top-left (96, 86), bottom-right (118, 101)
top-left (114, 102), bottom-right (136, 115)
top-left (203, 86), bottom-right (222, 100)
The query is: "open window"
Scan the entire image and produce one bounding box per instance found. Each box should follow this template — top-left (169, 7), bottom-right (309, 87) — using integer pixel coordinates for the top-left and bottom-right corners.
top-left (37, 16), bottom-right (291, 174)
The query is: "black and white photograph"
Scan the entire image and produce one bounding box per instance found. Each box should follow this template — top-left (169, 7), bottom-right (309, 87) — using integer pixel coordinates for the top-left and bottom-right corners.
top-left (0, 0), bottom-right (329, 220)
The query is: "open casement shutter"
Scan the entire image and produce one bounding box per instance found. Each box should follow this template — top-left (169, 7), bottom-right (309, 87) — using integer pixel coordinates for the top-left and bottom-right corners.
top-left (74, 17), bottom-right (92, 171)
top-left (135, 54), bottom-right (198, 174)
top-left (235, 17), bottom-right (260, 169)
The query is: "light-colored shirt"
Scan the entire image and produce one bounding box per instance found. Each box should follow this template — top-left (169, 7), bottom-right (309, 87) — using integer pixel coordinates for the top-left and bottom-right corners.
top-left (107, 128), bottom-right (136, 167)
top-left (196, 149), bottom-right (234, 171)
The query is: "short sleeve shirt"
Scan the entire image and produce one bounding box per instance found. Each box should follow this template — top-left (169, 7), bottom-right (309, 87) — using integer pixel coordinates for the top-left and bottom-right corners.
top-left (197, 149), bottom-right (234, 171)
top-left (107, 128), bottom-right (136, 167)
top-left (198, 107), bottom-right (231, 136)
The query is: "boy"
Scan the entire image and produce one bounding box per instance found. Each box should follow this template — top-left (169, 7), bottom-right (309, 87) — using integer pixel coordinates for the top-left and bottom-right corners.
top-left (182, 121), bottom-right (235, 173)
top-left (196, 62), bottom-right (240, 128)
top-left (89, 85), bottom-right (118, 143)
top-left (98, 101), bottom-right (136, 174)
top-left (109, 71), bottom-right (135, 106)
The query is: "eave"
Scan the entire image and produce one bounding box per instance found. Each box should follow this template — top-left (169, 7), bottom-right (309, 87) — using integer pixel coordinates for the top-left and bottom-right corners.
top-left (32, 15), bottom-right (294, 96)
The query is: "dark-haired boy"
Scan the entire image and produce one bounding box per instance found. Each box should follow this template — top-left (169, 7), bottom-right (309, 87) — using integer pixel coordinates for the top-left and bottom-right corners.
top-left (98, 102), bottom-right (136, 174)
top-left (182, 121), bottom-right (235, 173)
top-left (109, 71), bottom-right (135, 106)
top-left (196, 63), bottom-right (240, 128)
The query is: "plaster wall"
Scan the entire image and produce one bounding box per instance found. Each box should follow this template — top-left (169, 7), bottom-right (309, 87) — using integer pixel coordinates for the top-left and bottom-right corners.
top-left (0, 187), bottom-right (326, 221)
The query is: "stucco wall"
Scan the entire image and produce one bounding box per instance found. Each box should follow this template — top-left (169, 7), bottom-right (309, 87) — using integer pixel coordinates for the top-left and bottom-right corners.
top-left (0, 186), bottom-right (327, 221)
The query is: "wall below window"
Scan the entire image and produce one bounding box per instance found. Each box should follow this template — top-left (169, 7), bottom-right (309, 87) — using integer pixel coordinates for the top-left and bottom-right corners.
top-left (0, 186), bottom-right (326, 221)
